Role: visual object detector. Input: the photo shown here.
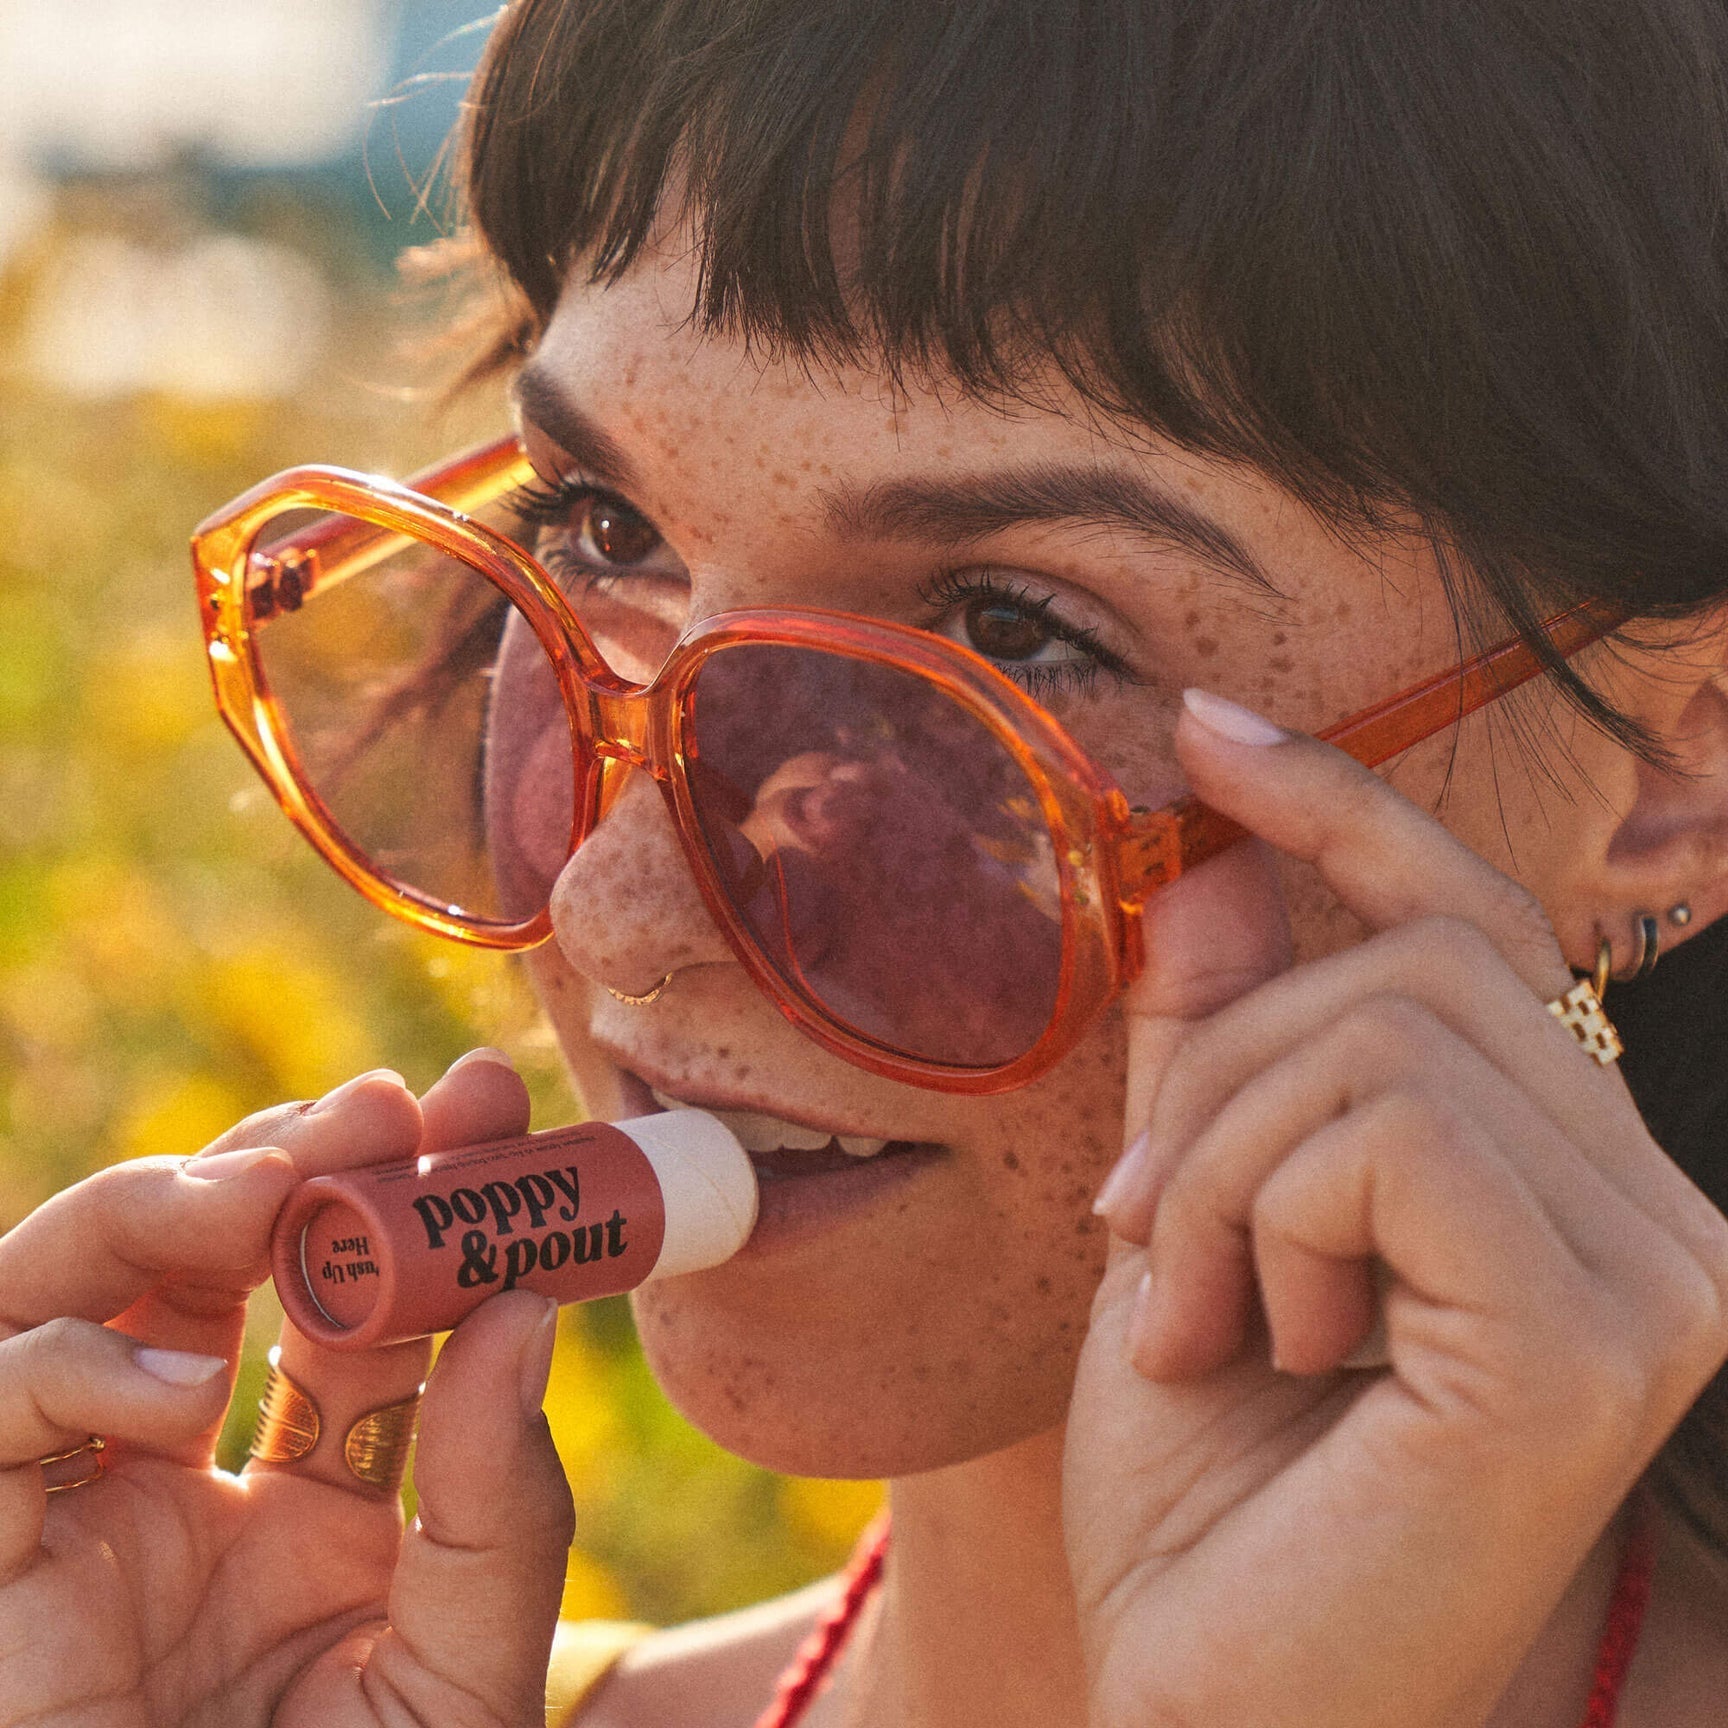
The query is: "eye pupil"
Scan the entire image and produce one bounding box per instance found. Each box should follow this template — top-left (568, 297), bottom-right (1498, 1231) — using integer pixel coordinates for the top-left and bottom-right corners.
top-left (587, 499), bottom-right (658, 564)
top-left (965, 597), bottom-right (1045, 662)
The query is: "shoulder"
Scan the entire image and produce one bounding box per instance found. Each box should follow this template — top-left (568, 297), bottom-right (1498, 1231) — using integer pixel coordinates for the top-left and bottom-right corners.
top-left (555, 1576), bottom-right (840, 1728)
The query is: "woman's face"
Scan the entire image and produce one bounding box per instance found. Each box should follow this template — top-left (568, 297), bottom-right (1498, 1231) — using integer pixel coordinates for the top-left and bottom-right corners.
top-left (512, 235), bottom-right (1631, 1477)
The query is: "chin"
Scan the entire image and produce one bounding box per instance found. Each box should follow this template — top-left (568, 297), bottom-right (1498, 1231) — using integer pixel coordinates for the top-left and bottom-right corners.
top-left (629, 1277), bottom-right (1082, 1480)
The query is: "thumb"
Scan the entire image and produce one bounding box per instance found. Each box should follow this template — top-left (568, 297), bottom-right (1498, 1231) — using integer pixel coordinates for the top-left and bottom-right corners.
top-left (375, 1291), bottom-right (575, 1726)
top-left (1121, 834), bottom-right (1293, 1127)
top-left (1106, 835), bottom-right (1292, 1242)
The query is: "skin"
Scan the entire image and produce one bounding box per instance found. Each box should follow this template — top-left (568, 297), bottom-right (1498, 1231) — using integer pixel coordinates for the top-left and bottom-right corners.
top-left (2, 228), bottom-right (1728, 1728)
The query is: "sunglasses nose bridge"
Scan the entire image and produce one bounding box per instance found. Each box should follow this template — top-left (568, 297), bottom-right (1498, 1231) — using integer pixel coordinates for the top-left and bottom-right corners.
top-left (588, 682), bottom-right (669, 780)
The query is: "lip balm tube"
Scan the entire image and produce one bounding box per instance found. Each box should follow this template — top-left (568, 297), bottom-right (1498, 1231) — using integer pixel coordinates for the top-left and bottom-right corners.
top-left (270, 1111), bottom-right (757, 1350)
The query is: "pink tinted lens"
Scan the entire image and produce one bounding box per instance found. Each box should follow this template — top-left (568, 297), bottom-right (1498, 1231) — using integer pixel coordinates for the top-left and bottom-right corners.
top-left (685, 643), bottom-right (1065, 1069)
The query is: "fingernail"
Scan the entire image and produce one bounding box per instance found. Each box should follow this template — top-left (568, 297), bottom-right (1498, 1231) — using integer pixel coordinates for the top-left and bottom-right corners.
top-left (308, 1069), bottom-right (407, 1115)
top-left (518, 1297), bottom-right (559, 1419)
top-left (446, 1047), bottom-right (517, 1077)
top-left (1093, 1129), bottom-right (1151, 1221)
top-left (1183, 687), bottom-right (1288, 747)
top-left (134, 1346), bottom-right (228, 1385)
top-left (1124, 1268), bottom-right (1157, 1366)
top-left (183, 1145), bottom-right (287, 1183)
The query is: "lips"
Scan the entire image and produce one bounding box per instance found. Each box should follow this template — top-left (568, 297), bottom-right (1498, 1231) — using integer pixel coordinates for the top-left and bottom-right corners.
top-left (648, 1086), bottom-right (891, 1158)
top-left (637, 1078), bottom-right (942, 1248)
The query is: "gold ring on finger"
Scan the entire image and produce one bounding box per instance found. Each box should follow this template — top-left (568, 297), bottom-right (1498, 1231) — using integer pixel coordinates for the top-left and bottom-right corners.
top-left (248, 1348), bottom-right (421, 1493)
top-left (40, 1435), bottom-right (107, 1495)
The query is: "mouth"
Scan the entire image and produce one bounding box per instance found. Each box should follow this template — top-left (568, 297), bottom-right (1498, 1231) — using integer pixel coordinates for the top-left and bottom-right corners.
top-left (643, 1083), bottom-right (928, 1180)
top-left (623, 1070), bottom-right (946, 1254)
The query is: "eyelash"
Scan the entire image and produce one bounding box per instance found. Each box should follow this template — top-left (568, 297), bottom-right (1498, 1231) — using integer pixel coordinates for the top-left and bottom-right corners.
top-left (506, 475), bottom-right (1135, 699)
top-left (916, 568), bottom-right (1136, 699)
top-left (505, 473), bottom-right (631, 590)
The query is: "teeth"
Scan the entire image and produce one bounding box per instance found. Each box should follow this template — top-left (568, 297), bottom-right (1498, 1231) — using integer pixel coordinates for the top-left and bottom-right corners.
top-left (650, 1088), bottom-right (889, 1157)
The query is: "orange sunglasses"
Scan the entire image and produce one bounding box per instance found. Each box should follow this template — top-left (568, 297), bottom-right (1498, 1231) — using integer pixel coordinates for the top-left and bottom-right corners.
top-left (193, 435), bottom-right (1616, 1094)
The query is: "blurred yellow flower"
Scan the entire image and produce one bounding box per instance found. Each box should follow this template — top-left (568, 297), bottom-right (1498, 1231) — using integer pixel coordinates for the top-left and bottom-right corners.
top-left (117, 1067), bottom-right (246, 1161)
top-left (778, 1476), bottom-right (885, 1555)
top-left (561, 1546), bottom-right (632, 1622)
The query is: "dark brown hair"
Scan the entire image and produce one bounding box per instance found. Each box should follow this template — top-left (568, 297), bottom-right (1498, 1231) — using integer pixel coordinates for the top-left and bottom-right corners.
top-left (455, 0), bottom-right (1728, 1548)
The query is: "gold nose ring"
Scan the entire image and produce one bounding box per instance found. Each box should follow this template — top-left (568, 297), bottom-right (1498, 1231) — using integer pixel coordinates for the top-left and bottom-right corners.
top-left (604, 975), bottom-right (674, 1007)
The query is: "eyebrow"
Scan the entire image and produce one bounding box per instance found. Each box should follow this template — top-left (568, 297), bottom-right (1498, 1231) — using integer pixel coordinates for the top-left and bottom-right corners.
top-left (511, 366), bottom-right (640, 491)
top-left (513, 366), bottom-right (1281, 596)
top-left (823, 464), bottom-right (1283, 595)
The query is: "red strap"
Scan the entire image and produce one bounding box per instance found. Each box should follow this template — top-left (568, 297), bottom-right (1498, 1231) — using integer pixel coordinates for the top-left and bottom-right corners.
top-left (753, 1514), bottom-right (890, 1728)
top-left (1579, 1492), bottom-right (1657, 1728)
top-left (757, 1495), bottom-right (1655, 1728)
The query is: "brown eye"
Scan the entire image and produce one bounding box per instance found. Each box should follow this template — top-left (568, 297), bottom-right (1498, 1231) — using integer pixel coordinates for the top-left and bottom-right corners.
top-left (581, 496), bottom-right (660, 565)
top-left (963, 596), bottom-right (1049, 661)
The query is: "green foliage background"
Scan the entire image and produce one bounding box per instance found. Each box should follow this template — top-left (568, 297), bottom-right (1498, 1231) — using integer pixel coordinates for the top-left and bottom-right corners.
top-left (0, 200), bottom-right (880, 1631)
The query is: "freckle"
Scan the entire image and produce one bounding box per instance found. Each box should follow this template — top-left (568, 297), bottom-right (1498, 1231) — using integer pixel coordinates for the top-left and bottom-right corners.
top-left (1184, 609), bottom-right (1201, 628)
top-left (1003, 1150), bottom-right (1020, 1171)
top-left (1270, 654), bottom-right (1293, 673)
top-left (1272, 631), bottom-right (1287, 646)
top-left (1195, 637), bottom-right (1219, 658)
top-left (771, 471), bottom-right (793, 487)
top-left (1035, 1276), bottom-right (1051, 1295)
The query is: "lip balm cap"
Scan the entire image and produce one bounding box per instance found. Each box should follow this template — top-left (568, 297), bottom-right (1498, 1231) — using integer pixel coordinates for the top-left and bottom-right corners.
top-left (615, 1110), bottom-right (757, 1279)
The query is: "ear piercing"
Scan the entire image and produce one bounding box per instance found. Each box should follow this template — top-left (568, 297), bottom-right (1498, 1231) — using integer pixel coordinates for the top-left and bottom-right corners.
top-left (1668, 902), bottom-right (1693, 928)
top-left (1626, 912), bottom-right (1662, 981)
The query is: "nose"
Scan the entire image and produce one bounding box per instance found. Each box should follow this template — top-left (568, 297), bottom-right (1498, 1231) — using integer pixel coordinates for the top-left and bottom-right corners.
top-left (547, 763), bottom-right (735, 998)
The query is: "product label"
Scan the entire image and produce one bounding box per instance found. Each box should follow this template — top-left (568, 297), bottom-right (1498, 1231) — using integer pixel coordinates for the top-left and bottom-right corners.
top-left (408, 1162), bottom-right (633, 1290)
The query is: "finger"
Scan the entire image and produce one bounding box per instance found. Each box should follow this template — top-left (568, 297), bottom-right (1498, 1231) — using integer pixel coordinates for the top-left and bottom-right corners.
top-left (1139, 999), bottom-right (1629, 1377)
top-left (1100, 838), bottom-right (1292, 1227)
top-left (0, 1150), bottom-right (299, 1338)
top-left (187, 1067), bottom-right (421, 1179)
top-left (243, 1050), bottom-right (530, 1501)
top-left (1176, 689), bottom-right (1573, 997)
top-left (286, 1292), bottom-right (574, 1728)
top-left (0, 1321), bottom-right (231, 1584)
top-left (1257, 1092), bottom-right (1728, 1444)
top-left (1130, 920), bottom-right (1717, 1267)
top-left (1129, 1082), bottom-right (1584, 1387)
top-left (417, 1048), bottom-right (532, 1154)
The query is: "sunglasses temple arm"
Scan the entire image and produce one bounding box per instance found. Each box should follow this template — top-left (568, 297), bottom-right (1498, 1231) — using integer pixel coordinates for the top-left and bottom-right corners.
top-left (249, 436), bottom-right (536, 600)
top-left (1115, 599), bottom-right (1623, 905)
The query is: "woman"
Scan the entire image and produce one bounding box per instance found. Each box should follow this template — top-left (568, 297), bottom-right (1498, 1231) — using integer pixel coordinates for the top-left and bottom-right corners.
top-left (4, 3), bottom-right (1728, 1724)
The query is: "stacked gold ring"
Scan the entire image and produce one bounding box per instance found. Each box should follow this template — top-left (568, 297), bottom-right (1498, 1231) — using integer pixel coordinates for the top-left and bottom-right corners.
top-left (249, 1347), bottom-right (423, 1492)
top-left (41, 1435), bottom-right (106, 1495)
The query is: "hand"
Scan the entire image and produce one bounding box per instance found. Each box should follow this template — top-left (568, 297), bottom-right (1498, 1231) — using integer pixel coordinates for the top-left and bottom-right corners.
top-left (0, 1052), bottom-right (575, 1728)
top-left (1064, 697), bottom-right (1728, 1728)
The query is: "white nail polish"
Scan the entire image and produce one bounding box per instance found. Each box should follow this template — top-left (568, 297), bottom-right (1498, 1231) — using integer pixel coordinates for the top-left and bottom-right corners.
top-left (1183, 687), bottom-right (1288, 746)
top-left (1093, 1130), bottom-right (1150, 1218)
top-left (134, 1347), bottom-right (228, 1386)
top-left (448, 1047), bottom-right (517, 1076)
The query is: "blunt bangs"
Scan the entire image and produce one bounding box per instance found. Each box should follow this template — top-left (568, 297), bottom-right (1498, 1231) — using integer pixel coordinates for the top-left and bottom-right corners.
top-left (461, 0), bottom-right (1728, 750)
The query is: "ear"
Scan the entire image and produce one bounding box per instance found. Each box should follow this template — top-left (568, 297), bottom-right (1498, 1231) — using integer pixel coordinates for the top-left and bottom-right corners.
top-left (1592, 607), bottom-right (1728, 957)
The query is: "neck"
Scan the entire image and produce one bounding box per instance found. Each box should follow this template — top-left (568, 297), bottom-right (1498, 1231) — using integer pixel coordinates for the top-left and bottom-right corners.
top-left (834, 1424), bottom-right (1088, 1728)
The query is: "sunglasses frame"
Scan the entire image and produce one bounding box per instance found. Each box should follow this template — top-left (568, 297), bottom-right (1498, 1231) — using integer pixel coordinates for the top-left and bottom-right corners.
top-left (192, 435), bottom-right (1618, 1094)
